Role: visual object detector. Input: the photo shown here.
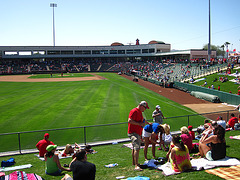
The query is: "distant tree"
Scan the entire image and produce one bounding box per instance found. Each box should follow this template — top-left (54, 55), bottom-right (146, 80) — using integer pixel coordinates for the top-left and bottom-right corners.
top-left (203, 44), bottom-right (224, 57)
top-left (224, 42), bottom-right (230, 50)
top-left (220, 44), bottom-right (225, 51)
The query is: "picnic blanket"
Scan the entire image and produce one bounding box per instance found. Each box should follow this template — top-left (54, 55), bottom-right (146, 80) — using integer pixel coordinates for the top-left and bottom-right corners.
top-left (205, 165), bottom-right (240, 180)
top-left (157, 157), bottom-right (240, 176)
top-left (3, 171), bottom-right (43, 180)
top-left (34, 150), bottom-right (74, 161)
top-left (122, 143), bottom-right (159, 150)
top-left (230, 135), bottom-right (240, 140)
top-left (0, 164), bottom-right (32, 172)
top-left (35, 149), bottom-right (97, 161)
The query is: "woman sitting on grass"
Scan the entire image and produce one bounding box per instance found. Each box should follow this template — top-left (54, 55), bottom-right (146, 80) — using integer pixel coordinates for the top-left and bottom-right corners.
top-left (197, 125), bottom-right (226, 160)
top-left (180, 126), bottom-right (193, 153)
top-left (160, 124), bottom-right (172, 151)
top-left (62, 144), bottom-right (75, 157)
top-left (166, 135), bottom-right (192, 172)
top-left (44, 145), bottom-right (71, 176)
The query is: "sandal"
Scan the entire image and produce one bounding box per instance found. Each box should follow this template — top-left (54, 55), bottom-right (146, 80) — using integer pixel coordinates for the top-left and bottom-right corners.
top-left (192, 153), bottom-right (200, 157)
top-left (134, 166), bottom-right (143, 171)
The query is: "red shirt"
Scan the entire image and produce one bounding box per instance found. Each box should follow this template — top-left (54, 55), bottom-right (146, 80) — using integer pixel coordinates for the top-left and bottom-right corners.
top-left (128, 108), bottom-right (143, 135)
top-left (228, 117), bottom-right (238, 129)
top-left (189, 130), bottom-right (195, 140)
top-left (36, 139), bottom-right (54, 157)
top-left (180, 134), bottom-right (193, 151)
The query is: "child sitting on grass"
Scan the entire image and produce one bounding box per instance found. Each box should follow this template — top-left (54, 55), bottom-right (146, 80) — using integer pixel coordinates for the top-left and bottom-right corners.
top-left (188, 125), bottom-right (195, 140)
top-left (158, 124), bottom-right (172, 151)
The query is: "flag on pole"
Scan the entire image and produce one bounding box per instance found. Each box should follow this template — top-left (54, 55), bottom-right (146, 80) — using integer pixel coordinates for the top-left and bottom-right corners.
top-left (233, 49), bottom-right (236, 52)
top-left (226, 49), bottom-right (229, 52)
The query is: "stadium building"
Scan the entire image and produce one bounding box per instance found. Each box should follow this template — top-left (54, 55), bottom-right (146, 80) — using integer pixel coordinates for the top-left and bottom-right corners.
top-left (0, 39), bottom-right (216, 63)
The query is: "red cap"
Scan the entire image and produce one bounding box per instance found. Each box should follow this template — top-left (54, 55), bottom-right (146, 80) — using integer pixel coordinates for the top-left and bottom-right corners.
top-left (44, 133), bottom-right (49, 138)
top-left (188, 126), bottom-right (193, 129)
top-left (140, 101), bottom-right (149, 109)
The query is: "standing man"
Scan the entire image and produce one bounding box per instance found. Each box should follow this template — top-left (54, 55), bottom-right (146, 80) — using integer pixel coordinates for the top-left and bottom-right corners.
top-left (36, 133), bottom-right (55, 157)
top-left (128, 101), bottom-right (151, 171)
top-left (152, 105), bottom-right (165, 124)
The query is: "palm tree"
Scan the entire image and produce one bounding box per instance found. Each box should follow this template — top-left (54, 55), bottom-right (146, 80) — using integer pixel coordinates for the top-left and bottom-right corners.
top-left (224, 42), bottom-right (230, 59)
top-left (224, 42), bottom-right (230, 49)
top-left (220, 44), bottom-right (225, 51)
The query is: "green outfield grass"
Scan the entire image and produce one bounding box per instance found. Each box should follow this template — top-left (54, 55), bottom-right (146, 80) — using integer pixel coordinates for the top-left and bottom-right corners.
top-left (0, 73), bottom-right (204, 152)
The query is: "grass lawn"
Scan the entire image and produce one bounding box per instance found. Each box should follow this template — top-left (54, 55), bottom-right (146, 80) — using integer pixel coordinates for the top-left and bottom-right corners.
top-left (193, 68), bottom-right (239, 94)
top-left (0, 130), bottom-right (239, 180)
top-left (0, 73), bottom-right (203, 152)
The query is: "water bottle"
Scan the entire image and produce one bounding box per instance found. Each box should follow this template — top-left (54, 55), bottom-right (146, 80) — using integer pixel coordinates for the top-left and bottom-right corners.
top-left (104, 163), bottom-right (118, 168)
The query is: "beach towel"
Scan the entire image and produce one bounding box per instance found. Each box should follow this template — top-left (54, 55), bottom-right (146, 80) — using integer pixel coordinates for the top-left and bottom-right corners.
top-left (3, 171), bottom-right (43, 180)
top-left (122, 143), bottom-right (159, 150)
top-left (157, 157), bottom-right (240, 176)
top-left (230, 135), bottom-right (240, 140)
top-left (205, 165), bottom-right (240, 180)
top-left (0, 164), bottom-right (32, 172)
top-left (34, 150), bottom-right (74, 161)
top-left (127, 176), bottom-right (150, 180)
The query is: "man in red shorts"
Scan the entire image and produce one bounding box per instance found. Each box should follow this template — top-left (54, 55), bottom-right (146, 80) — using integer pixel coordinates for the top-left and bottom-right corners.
top-left (36, 133), bottom-right (55, 157)
top-left (128, 101), bottom-right (151, 171)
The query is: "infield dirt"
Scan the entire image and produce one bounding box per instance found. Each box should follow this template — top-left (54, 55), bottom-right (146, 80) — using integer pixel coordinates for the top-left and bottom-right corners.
top-left (121, 74), bottom-right (236, 119)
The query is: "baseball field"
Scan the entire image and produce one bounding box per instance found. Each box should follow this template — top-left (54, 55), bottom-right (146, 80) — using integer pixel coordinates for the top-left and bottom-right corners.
top-left (0, 73), bottom-right (203, 152)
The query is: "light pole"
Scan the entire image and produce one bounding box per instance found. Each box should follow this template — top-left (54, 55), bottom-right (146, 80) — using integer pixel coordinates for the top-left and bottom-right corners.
top-left (50, 3), bottom-right (57, 46)
top-left (208, 0), bottom-right (211, 62)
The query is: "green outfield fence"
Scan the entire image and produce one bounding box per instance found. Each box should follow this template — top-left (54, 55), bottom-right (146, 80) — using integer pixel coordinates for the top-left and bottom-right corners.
top-left (174, 82), bottom-right (240, 106)
top-left (0, 110), bottom-right (238, 156)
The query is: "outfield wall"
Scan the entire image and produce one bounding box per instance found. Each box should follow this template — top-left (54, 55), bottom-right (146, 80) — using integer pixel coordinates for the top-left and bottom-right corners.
top-left (0, 110), bottom-right (238, 156)
top-left (174, 82), bottom-right (240, 105)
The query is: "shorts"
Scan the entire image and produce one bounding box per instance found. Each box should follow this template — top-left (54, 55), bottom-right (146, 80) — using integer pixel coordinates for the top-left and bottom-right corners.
top-left (205, 151), bottom-right (213, 161)
top-left (128, 133), bottom-right (141, 150)
top-left (46, 169), bottom-right (62, 176)
top-left (64, 174), bottom-right (73, 180)
top-left (142, 129), bottom-right (152, 138)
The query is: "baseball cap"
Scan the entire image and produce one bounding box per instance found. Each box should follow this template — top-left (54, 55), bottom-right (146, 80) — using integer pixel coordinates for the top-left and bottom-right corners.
top-left (156, 105), bottom-right (160, 109)
top-left (46, 145), bottom-right (57, 152)
top-left (139, 101), bottom-right (149, 109)
top-left (44, 133), bottom-right (49, 138)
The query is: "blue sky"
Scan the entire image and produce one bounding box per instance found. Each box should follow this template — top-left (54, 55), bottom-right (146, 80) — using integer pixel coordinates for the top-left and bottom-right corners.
top-left (1, 0), bottom-right (239, 51)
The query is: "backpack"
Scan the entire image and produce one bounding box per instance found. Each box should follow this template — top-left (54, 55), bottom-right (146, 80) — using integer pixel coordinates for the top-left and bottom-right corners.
top-left (234, 123), bottom-right (240, 130)
top-left (1, 158), bottom-right (15, 167)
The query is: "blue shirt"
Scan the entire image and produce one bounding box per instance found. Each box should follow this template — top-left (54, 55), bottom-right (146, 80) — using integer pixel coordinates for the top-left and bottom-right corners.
top-left (144, 123), bottom-right (160, 134)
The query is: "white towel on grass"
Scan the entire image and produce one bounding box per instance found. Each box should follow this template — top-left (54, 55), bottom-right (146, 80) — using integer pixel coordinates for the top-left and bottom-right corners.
top-left (157, 157), bottom-right (240, 176)
top-left (0, 164), bottom-right (32, 172)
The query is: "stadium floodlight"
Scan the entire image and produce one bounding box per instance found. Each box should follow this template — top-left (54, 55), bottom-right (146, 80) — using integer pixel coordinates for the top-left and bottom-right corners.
top-left (208, 0), bottom-right (211, 61)
top-left (50, 3), bottom-right (57, 46)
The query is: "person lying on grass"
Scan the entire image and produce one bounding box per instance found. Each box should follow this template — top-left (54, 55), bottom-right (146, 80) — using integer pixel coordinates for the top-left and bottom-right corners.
top-left (62, 144), bottom-right (75, 157)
